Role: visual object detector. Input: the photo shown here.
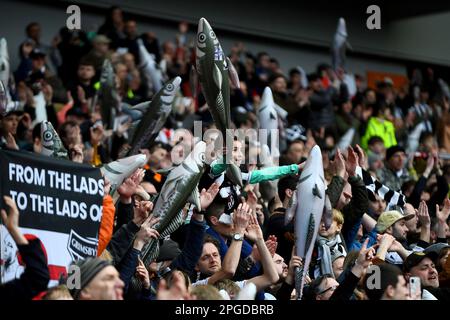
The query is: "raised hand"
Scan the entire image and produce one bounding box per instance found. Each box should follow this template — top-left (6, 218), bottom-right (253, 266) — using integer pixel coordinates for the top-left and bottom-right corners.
top-left (0, 196), bottom-right (28, 245)
top-left (133, 200), bottom-right (154, 226)
top-left (244, 213), bottom-right (263, 242)
top-left (417, 201), bottom-right (431, 228)
top-left (6, 133), bottom-right (19, 150)
top-left (377, 233), bottom-right (395, 249)
top-left (345, 146), bottom-right (359, 177)
top-left (246, 189), bottom-right (258, 215)
top-left (330, 148), bottom-right (346, 179)
top-left (387, 239), bottom-right (403, 253)
top-left (436, 198), bottom-right (450, 224)
top-left (266, 235), bottom-right (278, 257)
top-left (200, 183), bottom-right (220, 211)
top-left (286, 255), bottom-right (303, 285)
top-left (136, 257), bottom-right (150, 289)
top-left (352, 238), bottom-right (376, 277)
top-left (251, 235), bottom-right (278, 262)
top-left (375, 233), bottom-right (395, 261)
top-left (103, 177), bottom-right (111, 196)
top-left (70, 144), bottom-right (84, 163)
top-left (117, 168), bottom-right (146, 200)
top-left (355, 145), bottom-right (366, 169)
top-left (134, 215), bottom-right (161, 250)
top-left (232, 203), bottom-right (251, 236)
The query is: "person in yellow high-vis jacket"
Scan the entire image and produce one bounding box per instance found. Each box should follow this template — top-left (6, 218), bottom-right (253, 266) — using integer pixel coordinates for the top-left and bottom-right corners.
top-left (361, 115), bottom-right (397, 151)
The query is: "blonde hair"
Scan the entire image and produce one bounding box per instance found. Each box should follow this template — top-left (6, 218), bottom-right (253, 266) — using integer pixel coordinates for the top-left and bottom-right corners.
top-left (191, 285), bottom-right (223, 300)
top-left (214, 279), bottom-right (241, 298)
top-left (99, 249), bottom-right (113, 261)
top-left (333, 209), bottom-right (344, 226)
top-left (42, 285), bottom-right (73, 300)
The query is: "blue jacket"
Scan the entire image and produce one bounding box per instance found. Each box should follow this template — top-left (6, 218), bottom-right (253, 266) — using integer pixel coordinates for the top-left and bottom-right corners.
top-left (170, 218), bottom-right (207, 275)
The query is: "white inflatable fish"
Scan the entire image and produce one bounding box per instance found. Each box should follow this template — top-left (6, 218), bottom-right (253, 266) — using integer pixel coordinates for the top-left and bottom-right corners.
top-left (296, 66), bottom-right (308, 89)
top-left (101, 154), bottom-right (147, 193)
top-left (0, 38), bottom-right (10, 84)
top-left (332, 18), bottom-right (352, 71)
top-left (331, 127), bottom-right (355, 157)
top-left (32, 91), bottom-right (48, 127)
top-left (258, 87), bottom-right (281, 157)
top-left (406, 122), bottom-right (427, 154)
top-left (137, 38), bottom-right (164, 95)
top-left (292, 145), bottom-right (332, 299)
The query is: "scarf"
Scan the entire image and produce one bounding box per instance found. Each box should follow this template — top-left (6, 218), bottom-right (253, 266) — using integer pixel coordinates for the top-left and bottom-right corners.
top-left (316, 234), bottom-right (346, 277)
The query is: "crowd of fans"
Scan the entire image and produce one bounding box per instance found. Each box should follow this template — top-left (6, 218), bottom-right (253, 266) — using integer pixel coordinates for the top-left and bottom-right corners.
top-left (0, 5), bottom-right (450, 301)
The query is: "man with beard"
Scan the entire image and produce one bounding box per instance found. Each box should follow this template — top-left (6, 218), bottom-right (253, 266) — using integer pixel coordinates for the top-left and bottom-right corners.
top-left (374, 210), bottom-right (416, 265)
top-left (267, 252), bottom-right (303, 300)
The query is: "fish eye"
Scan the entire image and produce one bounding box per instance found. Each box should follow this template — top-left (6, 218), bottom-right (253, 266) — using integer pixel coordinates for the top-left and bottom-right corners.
top-left (166, 84), bottom-right (174, 91)
top-left (209, 31), bottom-right (216, 39)
top-left (198, 32), bottom-right (206, 43)
top-left (43, 131), bottom-right (53, 141)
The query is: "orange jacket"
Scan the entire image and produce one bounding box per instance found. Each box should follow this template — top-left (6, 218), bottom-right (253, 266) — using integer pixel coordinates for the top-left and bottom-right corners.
top-left (97, 194), bottom-right (115, 257)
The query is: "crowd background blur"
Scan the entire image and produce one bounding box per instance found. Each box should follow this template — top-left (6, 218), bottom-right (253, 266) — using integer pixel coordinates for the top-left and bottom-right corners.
top-left (0, 4), bottom-right (449, 301)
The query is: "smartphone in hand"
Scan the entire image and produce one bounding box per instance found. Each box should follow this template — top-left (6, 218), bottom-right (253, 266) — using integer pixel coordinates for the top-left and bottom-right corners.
top-left (409, 276), bottom-right (421, 299)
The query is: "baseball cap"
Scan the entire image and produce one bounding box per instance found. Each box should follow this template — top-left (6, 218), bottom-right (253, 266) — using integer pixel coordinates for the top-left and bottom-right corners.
top-left (376, 210), bottom-right (415, 233)
top-left (403, 251), bottom-right (438, 273)
top-left (424, 243), bottom-right (450, 256)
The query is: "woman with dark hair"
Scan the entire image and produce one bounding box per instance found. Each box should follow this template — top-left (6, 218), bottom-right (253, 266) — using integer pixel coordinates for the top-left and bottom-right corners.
top-left (98, 6), bottom-right (125, 49)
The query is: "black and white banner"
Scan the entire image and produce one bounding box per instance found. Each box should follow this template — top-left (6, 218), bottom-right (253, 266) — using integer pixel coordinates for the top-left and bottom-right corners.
top-left (0, 149), bottom-right (104, 285)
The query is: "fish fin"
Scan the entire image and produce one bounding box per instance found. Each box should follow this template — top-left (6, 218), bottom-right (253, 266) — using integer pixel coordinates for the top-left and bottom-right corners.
top-left (190, 65), bottom-right (198, 99)
top-left (273, 103), bottom-right (288, 119)
top-left (212, 64), bottom-right (223, 89)
top-left (284, 192), bottom-right (298, 226)
top-left (131, 101), bottom-right (151, 114)
top-left (156, 167), bottom-right (173, 175)
top-left (269, 111), bottom-right (277, 120)
top-left (323, 194), bottom-right (333, 230)
top-left (312, 183), bottom-right (322, 199)
top-left (226, 57), bottom-right (240, 89)
top-left (188, 187), bottom-right (202, 210)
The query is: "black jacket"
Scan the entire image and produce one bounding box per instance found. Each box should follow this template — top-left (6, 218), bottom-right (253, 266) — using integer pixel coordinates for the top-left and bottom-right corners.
top-left (0, 239), bottom-right (49, 300)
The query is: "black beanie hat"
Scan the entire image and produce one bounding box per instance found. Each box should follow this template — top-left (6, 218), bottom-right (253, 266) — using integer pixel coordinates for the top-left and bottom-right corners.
top-left (385, 145), bottom-right (405, 161)
top-left (69, 258), bottom-right (111, 299)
